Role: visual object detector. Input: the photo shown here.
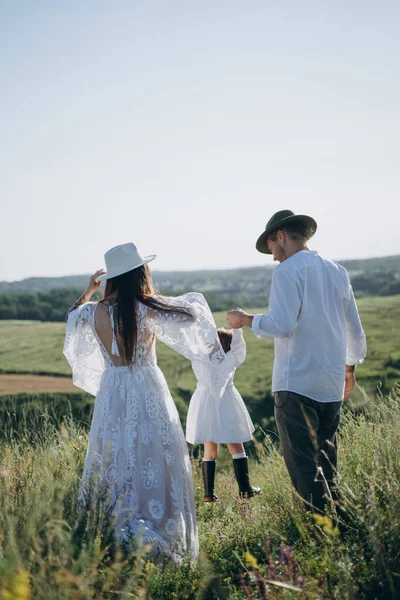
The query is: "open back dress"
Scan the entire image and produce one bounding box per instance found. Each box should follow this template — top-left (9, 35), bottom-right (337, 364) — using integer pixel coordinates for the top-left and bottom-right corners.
top-left (64, 292), bottom-right (228, 561)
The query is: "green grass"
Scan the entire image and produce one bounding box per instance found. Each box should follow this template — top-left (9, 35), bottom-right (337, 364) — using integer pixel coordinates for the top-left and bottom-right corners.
top-left (1, 297), bottom-right (400, 597)
top-left (0, 320), bottom-right (68, 376)
top-left (0, 392), bottom-right (399, 598)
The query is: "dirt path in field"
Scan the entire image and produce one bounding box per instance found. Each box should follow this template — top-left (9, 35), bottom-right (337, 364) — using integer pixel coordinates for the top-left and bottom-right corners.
top-left (0, 374), bottom-right (77, 394)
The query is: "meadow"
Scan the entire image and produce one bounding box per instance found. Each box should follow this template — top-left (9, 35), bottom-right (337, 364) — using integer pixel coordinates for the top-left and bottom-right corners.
top-left (0, 296), bottom-right (400, 394)
top-left (0, 393), bottom-right (399, 599)
top-left (0, 296), bottom-right (400, 598)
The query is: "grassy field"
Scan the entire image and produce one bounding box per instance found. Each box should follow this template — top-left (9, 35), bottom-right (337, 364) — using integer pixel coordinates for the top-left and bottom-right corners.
top-left (0, 298), bottom-right (399, 597)
top-left (1, 295), bottom-right (399, 404)
top-left (0, 320), bottom-right (68, 376)
top-left (0, 393), bottom-right (399, 598)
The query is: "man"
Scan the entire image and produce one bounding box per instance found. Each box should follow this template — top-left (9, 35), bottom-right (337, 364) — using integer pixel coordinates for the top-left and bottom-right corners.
top-left (226, 210), bottom-right (366, 513)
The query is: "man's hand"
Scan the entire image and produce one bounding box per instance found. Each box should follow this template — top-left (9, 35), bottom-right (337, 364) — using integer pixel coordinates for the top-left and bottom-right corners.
top-left (343, 366), bottom-right (356, 402)
top-left (226, 307), bottom-right (254, 329)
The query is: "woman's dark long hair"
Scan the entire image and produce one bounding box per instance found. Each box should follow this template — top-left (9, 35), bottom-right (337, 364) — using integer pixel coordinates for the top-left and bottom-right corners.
top-left (102, 264), bottom-right (192, 363)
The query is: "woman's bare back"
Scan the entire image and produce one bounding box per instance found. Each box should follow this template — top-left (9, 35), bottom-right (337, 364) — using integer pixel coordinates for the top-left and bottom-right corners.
top-left (94, 301), bottom-right (156, 367)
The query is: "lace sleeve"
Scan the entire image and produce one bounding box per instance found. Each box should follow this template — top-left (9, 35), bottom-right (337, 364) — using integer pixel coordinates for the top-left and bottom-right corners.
top-left (146, 293), bottom-right (225, 365)
top-left (65, 292), bottom-right (90, 319)
top-left (63, 302), bottom-right (106, 396)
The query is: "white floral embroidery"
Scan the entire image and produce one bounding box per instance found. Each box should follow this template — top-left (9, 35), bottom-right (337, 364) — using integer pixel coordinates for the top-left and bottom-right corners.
top-left (141, 458), bottom-right (161, 489)
top-left (145, 390), bottom-right (159, 419)
top-left (159, 417), bottom-right (172, 446)
top-left (149, 499), bottom-right (164, 520)
top-left (135, 369), bottom-right (145, 384)
top-left (171, 477), bottom-right (184, 516)
top-left (105, 447), bottom-right (133, 492)
top-left (163, 449), bottom-right (175, 466)
top-left (145, 390), bottom-right (172, 445)
top-left (127, 392), bottom-right (140, 448)
top-left (165, 518), bottom-right (178, 537)
top-left (139, 422), bottom-right (155, 446)
top-left (118, 378), bottom-right (127, 397)
top-left (67, 295), bottom-right (223, 558)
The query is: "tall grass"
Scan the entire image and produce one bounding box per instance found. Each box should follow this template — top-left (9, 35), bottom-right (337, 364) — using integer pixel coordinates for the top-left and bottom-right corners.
top-left (0, 391), bottom-right (399, 598)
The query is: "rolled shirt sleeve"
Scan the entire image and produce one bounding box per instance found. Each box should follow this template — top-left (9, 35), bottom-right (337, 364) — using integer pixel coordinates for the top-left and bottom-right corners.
top-left (251, 267), bottom-right (302, 339)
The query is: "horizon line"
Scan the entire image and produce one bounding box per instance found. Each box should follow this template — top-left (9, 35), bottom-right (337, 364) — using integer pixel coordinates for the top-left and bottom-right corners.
top-left (1, 252), bottom-right (399, 284)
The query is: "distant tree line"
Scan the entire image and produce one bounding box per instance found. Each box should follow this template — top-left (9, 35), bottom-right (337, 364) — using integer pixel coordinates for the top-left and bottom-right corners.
top-left (0, 271), bottom-right (399, 321)
top-left (0, 288), bottom-right (269, 320)
top-left (351, 273), bottom-right (400, 297)
top-left (0, 289), bottom-right (82, 321)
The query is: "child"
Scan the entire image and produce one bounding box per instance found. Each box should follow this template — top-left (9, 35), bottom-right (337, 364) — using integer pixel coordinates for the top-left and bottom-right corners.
top-left (186, 326), bottom-right (261, 502)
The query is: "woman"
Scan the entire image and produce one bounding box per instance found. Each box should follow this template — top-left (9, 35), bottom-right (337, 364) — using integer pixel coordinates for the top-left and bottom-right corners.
top-left (64, 243), bottom-right (225, 562)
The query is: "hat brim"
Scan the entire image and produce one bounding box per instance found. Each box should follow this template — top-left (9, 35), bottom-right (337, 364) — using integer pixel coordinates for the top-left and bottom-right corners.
top-left (95, 255), bottom-right (156, 282)
top-left (256, 215), bottom-right (317, 254)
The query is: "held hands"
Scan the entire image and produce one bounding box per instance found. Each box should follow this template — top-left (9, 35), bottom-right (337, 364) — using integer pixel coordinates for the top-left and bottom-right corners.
top-left (226, 307), bottom-right (254, 329)
top-left (84, 269), bottom-right (106, 301)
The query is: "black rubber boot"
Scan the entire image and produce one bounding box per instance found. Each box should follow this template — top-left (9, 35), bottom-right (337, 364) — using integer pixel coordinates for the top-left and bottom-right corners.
top-left (233, 457), bottom-right (261, 498)
top-left (202, 460), bottom-right (218, 502)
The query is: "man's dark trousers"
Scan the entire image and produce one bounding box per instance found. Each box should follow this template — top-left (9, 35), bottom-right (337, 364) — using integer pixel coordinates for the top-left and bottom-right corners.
top-left (274, 391), bottom-right (342, 513)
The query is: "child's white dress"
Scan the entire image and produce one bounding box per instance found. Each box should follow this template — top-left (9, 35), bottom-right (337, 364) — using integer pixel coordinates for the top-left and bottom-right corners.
top-left (186, 327), bottom-right (255, 444)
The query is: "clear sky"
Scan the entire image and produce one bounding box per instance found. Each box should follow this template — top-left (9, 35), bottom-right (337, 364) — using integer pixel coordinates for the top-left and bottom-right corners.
top-left (1, 1), bottom-right (399, 281)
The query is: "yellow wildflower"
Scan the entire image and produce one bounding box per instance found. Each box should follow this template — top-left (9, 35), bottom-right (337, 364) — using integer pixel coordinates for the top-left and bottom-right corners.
top-left (244, 551), bottom-right (259, 569)
top-left (313, 514), bottom-right (339, 537)
top-left (1, 570), bottom-right (31, 600)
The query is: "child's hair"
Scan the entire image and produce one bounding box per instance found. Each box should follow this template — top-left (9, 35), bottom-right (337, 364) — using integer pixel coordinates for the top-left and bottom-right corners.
top-left (217, 328), bottom-right (233, 353)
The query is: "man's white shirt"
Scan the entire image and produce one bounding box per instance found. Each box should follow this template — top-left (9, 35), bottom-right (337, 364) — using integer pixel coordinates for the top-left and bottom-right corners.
top-left (252, 250), bottom-right (366, 403)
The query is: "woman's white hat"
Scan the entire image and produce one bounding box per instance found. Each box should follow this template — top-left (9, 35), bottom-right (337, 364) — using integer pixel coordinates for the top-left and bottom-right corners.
top-left (96, 243), bottom-right (156, 282)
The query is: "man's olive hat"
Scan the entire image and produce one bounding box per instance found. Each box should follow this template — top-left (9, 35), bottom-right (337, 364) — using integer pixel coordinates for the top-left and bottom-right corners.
top-left (256, 209), bottom-right (317, 254)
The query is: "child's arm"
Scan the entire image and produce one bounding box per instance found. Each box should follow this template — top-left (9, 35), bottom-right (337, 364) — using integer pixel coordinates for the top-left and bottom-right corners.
top-left (230, 328), bottom-right (246, 367)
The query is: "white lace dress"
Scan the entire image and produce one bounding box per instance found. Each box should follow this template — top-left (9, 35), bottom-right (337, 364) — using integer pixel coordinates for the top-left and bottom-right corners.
top-left (186, 328), bottom-right (255, 444)
top-left (63, 293), bottom-right (226, 561)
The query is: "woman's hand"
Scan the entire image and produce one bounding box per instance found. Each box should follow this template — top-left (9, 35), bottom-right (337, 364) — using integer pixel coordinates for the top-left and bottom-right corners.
top-left (83, 269), bottom-right (106, 300)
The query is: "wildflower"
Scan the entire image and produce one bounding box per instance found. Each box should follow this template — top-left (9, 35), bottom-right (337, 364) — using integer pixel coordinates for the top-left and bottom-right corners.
top-left (1, 569), bottom-right (31, 600)
top-left (313, 514), bottom-right (339, 536)
top-left (244, 551), bottom-right (259, 569)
